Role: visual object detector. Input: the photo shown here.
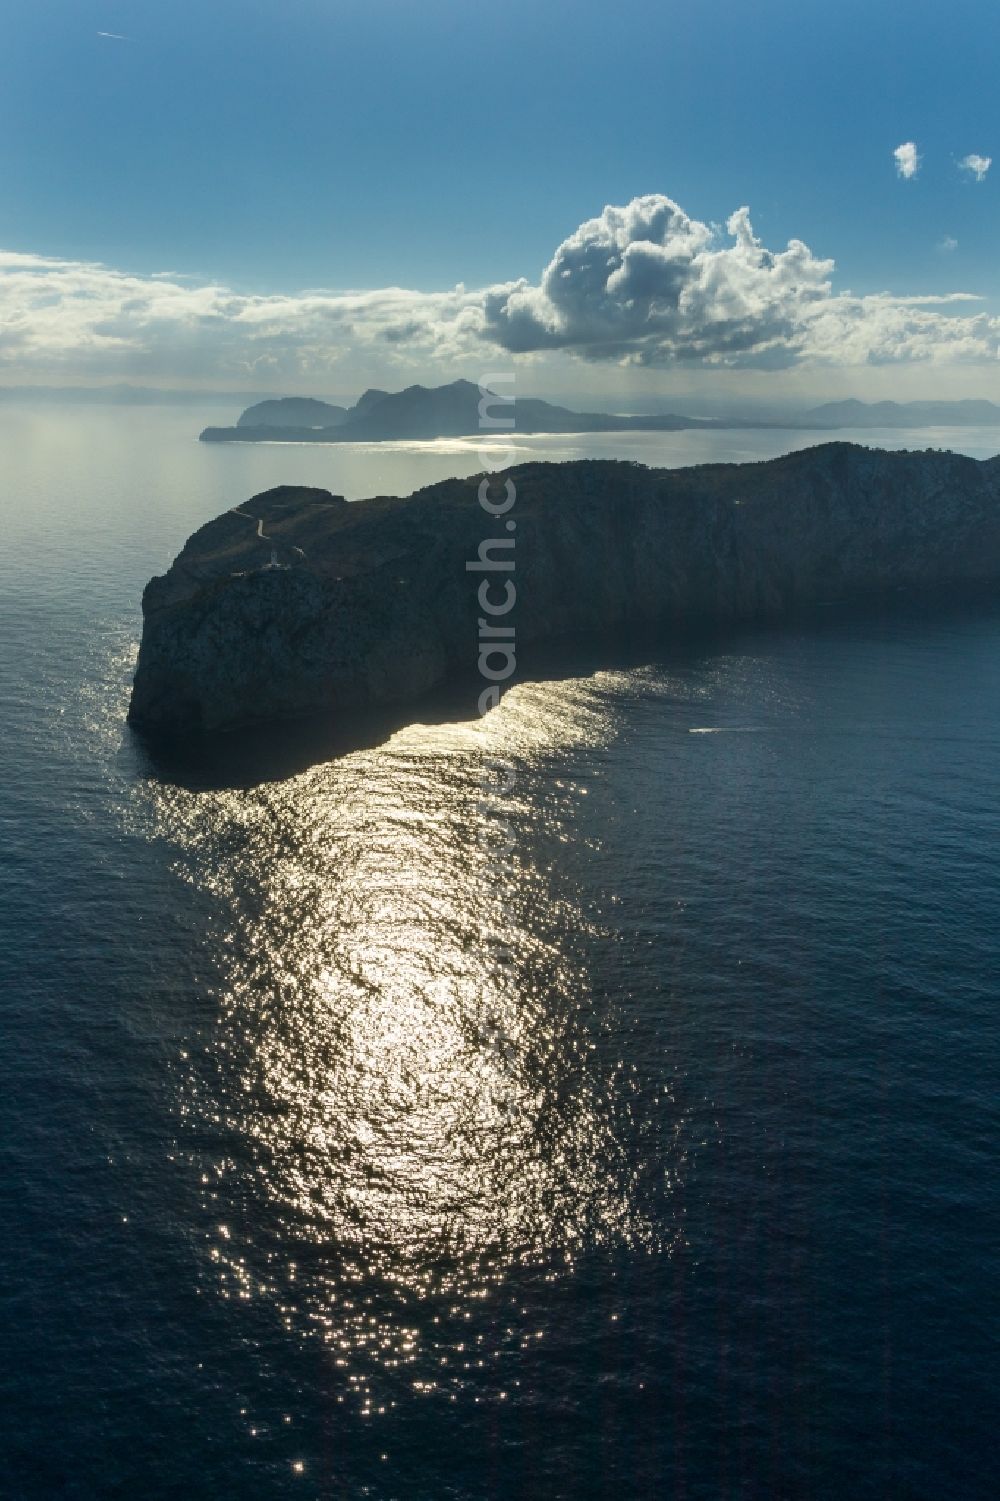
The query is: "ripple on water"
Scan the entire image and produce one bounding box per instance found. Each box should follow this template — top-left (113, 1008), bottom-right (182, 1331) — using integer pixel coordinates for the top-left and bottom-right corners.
top-left (124, 677), bottom-right (684, 1411)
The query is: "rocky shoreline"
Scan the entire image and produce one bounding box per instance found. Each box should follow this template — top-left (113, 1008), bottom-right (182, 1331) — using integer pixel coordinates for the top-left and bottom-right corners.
top-left (128, 444), bottom-right (1000, 737)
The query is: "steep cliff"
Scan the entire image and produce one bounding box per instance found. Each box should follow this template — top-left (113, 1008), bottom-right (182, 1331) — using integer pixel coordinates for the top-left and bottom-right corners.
top-left (128, 445), bottom-right (1000, 736)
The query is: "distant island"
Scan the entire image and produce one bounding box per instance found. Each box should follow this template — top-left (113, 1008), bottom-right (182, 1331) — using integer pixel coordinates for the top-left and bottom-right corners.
top-left (199, 379), bottom-right (733, 443)
top-left (129, 443), bottom-right (1000, 737)
top-left (802, 398), bottom-right (1000, 428)
top-left (197, 382), bottom-right (1000, 445)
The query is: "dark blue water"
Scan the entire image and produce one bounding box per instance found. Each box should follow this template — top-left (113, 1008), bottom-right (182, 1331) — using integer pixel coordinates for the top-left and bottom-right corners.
top-left (1, 408), bottom-right (998, 1499)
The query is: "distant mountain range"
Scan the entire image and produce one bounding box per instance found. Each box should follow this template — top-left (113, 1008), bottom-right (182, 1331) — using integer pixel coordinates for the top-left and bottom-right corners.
top-left (2, 383), bottom-right (999, 433)
top-left (199, 383), bottom-right (1000, 444)
top-left (799, 399), bottom-right (1000, 428)
top-left (202, 380), bottom-right (732, 443)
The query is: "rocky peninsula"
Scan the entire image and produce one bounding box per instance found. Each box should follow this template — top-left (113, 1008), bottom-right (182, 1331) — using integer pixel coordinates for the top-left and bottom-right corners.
top-left (128, 444), bottom-right (1000, 737)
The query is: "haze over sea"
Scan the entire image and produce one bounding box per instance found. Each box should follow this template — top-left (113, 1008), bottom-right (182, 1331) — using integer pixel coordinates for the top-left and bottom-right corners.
top-left (1, 405), bottom-right (998, 1499)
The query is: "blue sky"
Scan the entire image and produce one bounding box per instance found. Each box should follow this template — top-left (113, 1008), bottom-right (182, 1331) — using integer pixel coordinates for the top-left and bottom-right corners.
top-left (2, 0), bottom-right (999, 400)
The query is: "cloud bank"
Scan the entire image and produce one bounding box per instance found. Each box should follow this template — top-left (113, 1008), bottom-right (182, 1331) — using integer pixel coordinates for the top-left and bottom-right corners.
top-left (1, 194), bottom-right (997, 383)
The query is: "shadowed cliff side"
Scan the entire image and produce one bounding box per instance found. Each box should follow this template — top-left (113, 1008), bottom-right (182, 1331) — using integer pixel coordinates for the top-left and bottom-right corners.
top-left (128, 445), bottom-right (1000, 738)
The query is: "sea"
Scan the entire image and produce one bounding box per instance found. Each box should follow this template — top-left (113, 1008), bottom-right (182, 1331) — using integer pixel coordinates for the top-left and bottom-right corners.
top-left (1, 406), bottom-right (998, 1500)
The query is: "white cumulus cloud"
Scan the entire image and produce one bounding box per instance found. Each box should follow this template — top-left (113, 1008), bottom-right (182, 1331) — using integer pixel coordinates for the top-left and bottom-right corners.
top-left (959, 153), bottom-right (991, 181)
top-left (482, 196), bottom-right (836, 366)
top-left (894, 141), bottom-right (920, 179)
top-left (480, 195), bottom-right (998, 368)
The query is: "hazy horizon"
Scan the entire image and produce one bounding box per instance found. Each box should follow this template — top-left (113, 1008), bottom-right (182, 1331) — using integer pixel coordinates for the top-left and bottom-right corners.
top-left (6, 378), bottom-right (1000, 423)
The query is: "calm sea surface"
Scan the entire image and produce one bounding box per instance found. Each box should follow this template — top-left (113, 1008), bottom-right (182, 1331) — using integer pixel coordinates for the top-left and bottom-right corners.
top-left (1, 406), bottom-right (998, 1499)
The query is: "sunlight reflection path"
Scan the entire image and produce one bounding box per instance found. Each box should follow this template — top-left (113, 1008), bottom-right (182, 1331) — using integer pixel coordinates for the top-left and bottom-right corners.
top-left (127, 675), bottom-right (685, 1407)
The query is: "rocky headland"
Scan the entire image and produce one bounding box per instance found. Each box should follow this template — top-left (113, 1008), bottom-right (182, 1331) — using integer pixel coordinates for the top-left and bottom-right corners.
top-left (128, 444), bottom-right (1000, 737)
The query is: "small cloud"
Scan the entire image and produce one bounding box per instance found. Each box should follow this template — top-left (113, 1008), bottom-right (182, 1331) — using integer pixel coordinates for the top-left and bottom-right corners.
top-left (894, 141), bottom-right (920, 179)
top-left (938, 236), bottom-right (959, 253)
top-left (97, 31), bottom-right (127, 41)
top-left (958, 153), bottom-right (991, 182)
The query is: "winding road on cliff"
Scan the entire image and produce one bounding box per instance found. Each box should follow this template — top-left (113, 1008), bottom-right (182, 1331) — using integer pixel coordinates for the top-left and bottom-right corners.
top-left (229, 506), bottom-right (307, 560)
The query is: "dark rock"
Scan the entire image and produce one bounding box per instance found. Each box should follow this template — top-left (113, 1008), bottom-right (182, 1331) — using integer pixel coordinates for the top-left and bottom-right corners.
top-left (128, 445), bottom-right (1000, 736)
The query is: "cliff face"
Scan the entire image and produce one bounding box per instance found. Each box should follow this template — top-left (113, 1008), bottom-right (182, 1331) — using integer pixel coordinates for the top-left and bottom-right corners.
top-left (128, 445), bottom-right (1000, 736)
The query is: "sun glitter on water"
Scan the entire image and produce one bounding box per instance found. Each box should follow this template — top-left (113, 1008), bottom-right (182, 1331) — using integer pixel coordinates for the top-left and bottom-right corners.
top-left (125, 676), bottom-right (679, 1409)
